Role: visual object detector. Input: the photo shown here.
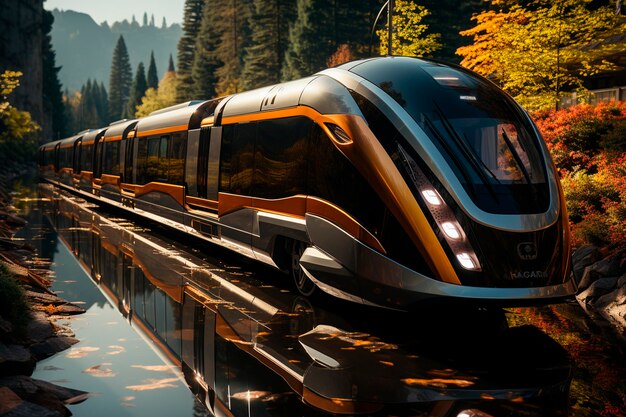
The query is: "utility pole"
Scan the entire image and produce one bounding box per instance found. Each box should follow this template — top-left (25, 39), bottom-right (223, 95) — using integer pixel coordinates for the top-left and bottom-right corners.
top-left (387, 0), bottom-right (394, 56)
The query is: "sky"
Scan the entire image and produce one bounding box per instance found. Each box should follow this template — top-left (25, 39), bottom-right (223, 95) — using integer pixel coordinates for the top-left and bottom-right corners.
top-left (44, 0), bottom-right (185, 25)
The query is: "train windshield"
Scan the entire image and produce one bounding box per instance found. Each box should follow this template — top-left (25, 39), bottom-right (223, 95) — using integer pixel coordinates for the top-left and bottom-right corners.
top-left (350, 57), bottom-right (550, 214)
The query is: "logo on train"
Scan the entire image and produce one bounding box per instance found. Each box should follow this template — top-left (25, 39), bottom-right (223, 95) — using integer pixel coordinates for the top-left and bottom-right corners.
top-left (517, 242), bottom-right (537, 260)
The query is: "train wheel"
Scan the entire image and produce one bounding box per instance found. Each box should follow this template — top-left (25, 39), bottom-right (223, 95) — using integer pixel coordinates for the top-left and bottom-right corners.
top-left (290, 240), bottom-right (316, 297)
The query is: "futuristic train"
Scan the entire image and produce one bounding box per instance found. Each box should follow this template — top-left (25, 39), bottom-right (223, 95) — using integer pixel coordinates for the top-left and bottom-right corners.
top-left (39, 57), bottom-right (576, 309)
top-left (43, 187), bottom-right (572, 416)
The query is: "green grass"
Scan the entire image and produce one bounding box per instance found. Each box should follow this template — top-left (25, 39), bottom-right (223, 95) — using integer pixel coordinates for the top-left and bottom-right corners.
top-left (0, 262), bottom-right (30, 333)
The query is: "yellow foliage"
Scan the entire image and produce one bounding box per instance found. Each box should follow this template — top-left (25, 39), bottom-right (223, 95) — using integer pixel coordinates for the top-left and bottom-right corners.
top-left (457, 0), bottom-right (625, 111)
top-left (377, 0), bottom-right (441, 57)
top-left (135, 71), bottom-right (179, 117)
top-left (0, 70), bottom-right (40, 143)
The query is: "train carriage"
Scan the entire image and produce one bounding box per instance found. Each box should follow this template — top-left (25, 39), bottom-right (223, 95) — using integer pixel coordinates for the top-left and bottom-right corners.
top-left (39, 56), bottom-right (576, 310)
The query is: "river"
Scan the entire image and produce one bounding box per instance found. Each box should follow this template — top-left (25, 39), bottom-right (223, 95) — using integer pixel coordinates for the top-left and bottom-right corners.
top-left (12, 183), bottom-right (626, 417)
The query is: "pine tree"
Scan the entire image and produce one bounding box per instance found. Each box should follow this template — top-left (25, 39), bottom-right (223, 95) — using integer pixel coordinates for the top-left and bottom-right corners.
top-left (214, 0), bottom-right (253, 95)
top-left (143, 12), bottom-right (148, 27)
top-left (150, 14), bottom-right (155, 27)
top-left (177, 0), bottom-right (206, 101)
top-left (98, 82), bottom-right (109, 125)
top-left (126, 62), bottom-right (148, 118)
top-left (108, 35), bottom-right (133, 122)
top-left (168, 54), bottom-right (176, 72)
top-left (241, 0), bottom-right (296, 90)
top-left (191, 0), bottom-right (221, 99)
top-left (42, 9), bottom-right (69, 139)
top-left (282, 0), bottom-right (335, 81)
top-left (147, 51), bottom-right (159, 90)
top-left (162, 17), bottom-right (168, 29)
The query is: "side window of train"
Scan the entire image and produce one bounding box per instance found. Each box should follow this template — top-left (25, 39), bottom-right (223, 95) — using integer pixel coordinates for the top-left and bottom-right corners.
top-left (145, 135), bottom-right (170, 183)
top-left (219, 123), bottom-right (255, 195)
top-left (73, 140), bottom-right (82, 173)
top-left (103, 140), bottom-right (121, 176)
top-left (169, 132), bottom-right (186, 185)
top-left (136, 138), bottom-right (148, 184)
top-left (255, 117), bottom-right (311, 198)
top-left (124, 136), bottom-right (134, 183)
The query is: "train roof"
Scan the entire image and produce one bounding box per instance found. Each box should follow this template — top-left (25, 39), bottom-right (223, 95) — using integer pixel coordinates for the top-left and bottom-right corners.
top-left (135, 100), bottom-right (219, 135)
top-left (81, 127), bottom-right (108, 146)
top-left (103, 119), bottom-right (138, 140)
top-left (220, 75), bottom-right (364, 119)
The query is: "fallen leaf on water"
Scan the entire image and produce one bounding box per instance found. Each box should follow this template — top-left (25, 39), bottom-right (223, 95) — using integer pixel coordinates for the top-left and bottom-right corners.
top-left (121, 396), bottom-right (135, 402)
top-left (106, 345), bottom-right (125, 355)
top-left (64, 393), bottom-right (92, 404)
top-left (83, 363), bottom-right (115, 378)
top-left (66, 346), bottom-right (100, 358)
top-left (126, 378), bottom-right (179, 391)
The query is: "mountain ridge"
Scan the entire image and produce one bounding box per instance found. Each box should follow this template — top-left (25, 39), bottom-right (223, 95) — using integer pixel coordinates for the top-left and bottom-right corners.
top-left (50, 9), bottom-right (181, 92)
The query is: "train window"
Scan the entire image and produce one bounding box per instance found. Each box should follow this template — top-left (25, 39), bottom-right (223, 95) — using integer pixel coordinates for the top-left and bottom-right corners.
top-left (81, 143), bottom-right (93, 172)
top-left (94, 139), bottom-right (104, 178)
top-left (220, 123), bottom-right (255, 195)
top-left (169, 132), bottom-right (186, 185)
top-left (136, 139), bottom-right (148, 184)
top-left (103, 140), bottom-right (121, 176)
top-left (307, 124), bottom-right (386, 238)
top-left (219, 125), bottom-right (234, 192)
top-left (350, 58), bottom-right (549, 214)
top-left (144, 136), bottom-right (169, 183)
top-left (73, 140), bottom-right (82, 173)
top-left (254, 117), bottom-right (310, 198)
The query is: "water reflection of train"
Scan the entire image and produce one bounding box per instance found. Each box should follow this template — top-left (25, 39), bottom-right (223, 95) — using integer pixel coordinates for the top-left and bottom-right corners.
top-left (43, 185), bottom-right (572, 417)
top-left (39, 57), bottom-right (575, 309)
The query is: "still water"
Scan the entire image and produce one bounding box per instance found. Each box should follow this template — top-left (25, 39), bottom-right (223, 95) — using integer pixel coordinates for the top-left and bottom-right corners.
top-left (15, 184), bottom-right (626, 417)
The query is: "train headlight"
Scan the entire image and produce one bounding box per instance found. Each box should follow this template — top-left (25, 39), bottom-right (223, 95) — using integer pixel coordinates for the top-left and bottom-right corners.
top-left (441, 222), bottom-right (462, 240)
top-left (456, 253), bottom-right (478, 270)
top-left (397, 145), bottom-right (482, 272)
top-left (421, 189), bottom-right (442, 206)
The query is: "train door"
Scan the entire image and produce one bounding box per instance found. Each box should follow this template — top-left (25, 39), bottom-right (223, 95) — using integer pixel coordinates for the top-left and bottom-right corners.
top-left (54, 143), bottom-right (61, 178)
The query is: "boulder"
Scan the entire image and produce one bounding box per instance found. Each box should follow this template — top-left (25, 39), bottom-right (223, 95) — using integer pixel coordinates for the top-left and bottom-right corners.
top-left (53, 304), bottom-right (85, 316)
top-left (0, 375), bottom-right (87, 417)
top-left (0, 343), bottom-right (35, 376)
top-left (30, 336), bottom-right (79, 361)
top-left (597, 286), bottom-right (626, 329)
top-left (25, 312), bottom-right (54, 343)
top-left (572, 245), bottom-right (601, 282)
top-left (25, 291), bottom-right (66, 306)
top-left (576, 277), bottom-right (618, 306)
top-left (578, 255), bottom-right (623, 290)
top-left (1, 400), bottom-right (63, 417)
top-left (0, 387), bottom-right (23, 414)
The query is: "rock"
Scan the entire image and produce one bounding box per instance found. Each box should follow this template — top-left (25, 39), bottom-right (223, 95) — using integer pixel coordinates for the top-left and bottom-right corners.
top-left (0, 376), bottom-right (86, 416)
top-left (576, 277), bottom-right (619, 306)
top-left (53, 304), bottom-right (85, 316)
top-left (30, 336), bottom-right (79, 361)
top-left (0, 343), bottom-right (35, 376)
top-left (25, 291), bottom-right (66, 306)
top-left (0, 260), bottom-right (28, 278)
top-left (2, 400), bottom-right (64, 417)
top-left (572, 245), bottom-right (601, 282)
top-left (0, 387), bottom-right (23, 414)
top-left (618, 273), bottom-right (626, 288)
top-left (578, 266), bottom-right (602, 292)
top-left (25, 312), bottom-right (54, 343)
top-left (577, 254), bottom-right (622, 290)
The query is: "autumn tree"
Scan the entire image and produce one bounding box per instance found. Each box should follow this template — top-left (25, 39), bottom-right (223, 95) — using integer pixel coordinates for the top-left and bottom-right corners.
top-left (377, 0), bottom-right (441, 57)
top-left (177, 0), bottom-right (206, 101)
top-left (0, 71), bottom-right (39, 164)
top-left (458, 0), bottom-right (625, 111)
top-left (108, 35), bottom-right (132, 122)
top-left (327, 44), bottom-right (356, 68)
top-left (135, 71), bottom-right (178, 117)
top-left (126, 62), bottom-right (148, 118)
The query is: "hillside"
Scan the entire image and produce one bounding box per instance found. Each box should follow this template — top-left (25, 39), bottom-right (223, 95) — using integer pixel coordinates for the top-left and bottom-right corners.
top-left (50, 9), bottom-right (181, 92)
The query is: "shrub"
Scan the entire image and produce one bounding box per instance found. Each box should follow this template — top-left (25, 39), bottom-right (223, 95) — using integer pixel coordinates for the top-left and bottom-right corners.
top-left (0, 263), bottom-right (30, 332)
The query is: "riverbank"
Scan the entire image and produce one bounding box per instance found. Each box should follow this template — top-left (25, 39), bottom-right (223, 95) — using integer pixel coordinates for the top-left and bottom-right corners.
top-left (0, 171), bottom-right (89, 416)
